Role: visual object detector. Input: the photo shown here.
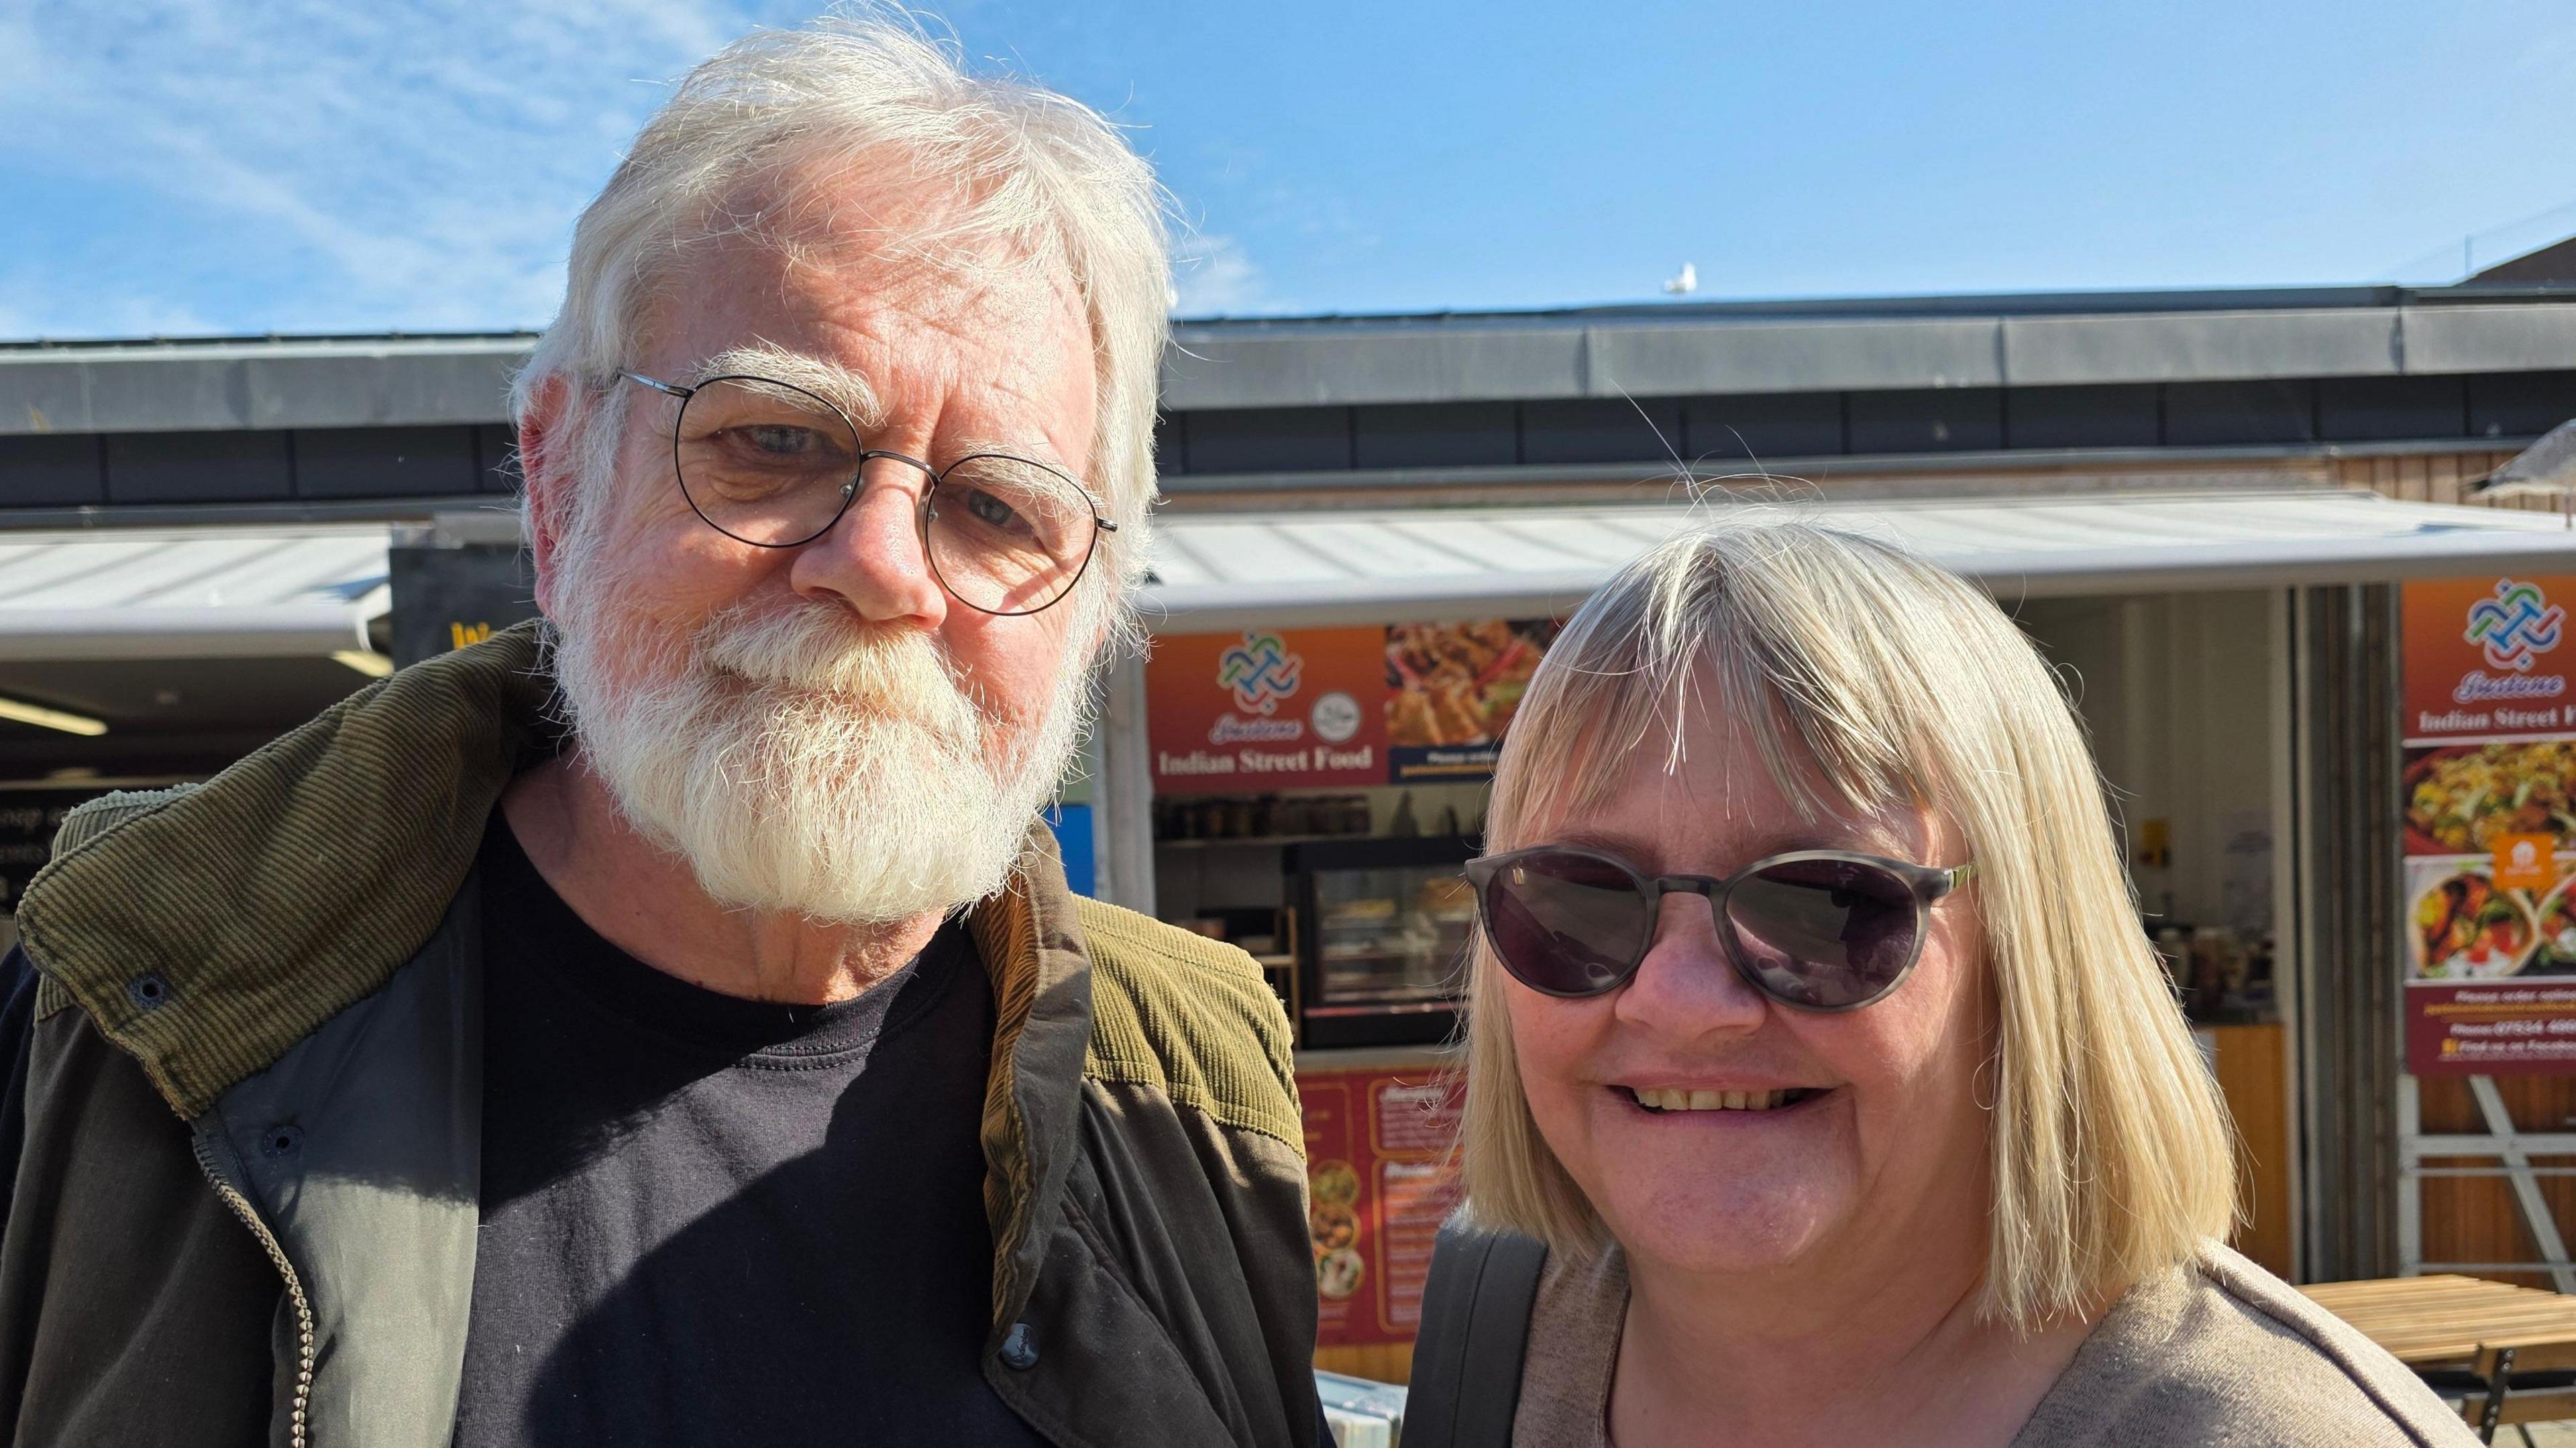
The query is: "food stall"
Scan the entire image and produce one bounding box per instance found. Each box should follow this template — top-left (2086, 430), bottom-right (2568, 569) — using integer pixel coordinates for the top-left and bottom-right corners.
top-left (1095, 490), bottom-right (2576, 1375)
top-left (1130, 618), bottom-right (1542, 1378)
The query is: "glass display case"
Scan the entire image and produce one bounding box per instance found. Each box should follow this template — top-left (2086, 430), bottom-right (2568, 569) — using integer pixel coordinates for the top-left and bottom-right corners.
top-left (1287, 836), bottom-right (1480, 1048)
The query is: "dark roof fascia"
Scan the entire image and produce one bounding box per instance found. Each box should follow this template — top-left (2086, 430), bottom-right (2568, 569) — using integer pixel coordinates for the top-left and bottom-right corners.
top-left (1171, 282), bottom-right (2576, 336)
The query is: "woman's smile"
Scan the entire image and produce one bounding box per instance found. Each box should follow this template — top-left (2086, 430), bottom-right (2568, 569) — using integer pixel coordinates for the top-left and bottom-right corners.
top-left (1613, 1083), bottom-right (1834, 1115)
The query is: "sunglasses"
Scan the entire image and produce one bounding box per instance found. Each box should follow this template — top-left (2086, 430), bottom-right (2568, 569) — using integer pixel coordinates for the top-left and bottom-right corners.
top-left (1464, 844), bottom-right (1975, 1012)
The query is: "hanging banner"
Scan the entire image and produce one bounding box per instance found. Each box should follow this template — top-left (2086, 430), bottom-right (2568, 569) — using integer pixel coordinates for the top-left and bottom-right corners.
top-left (1299, 1062), bottom-right (1466, 1349)
top-left (2403, 576), bottom-right (2576, 745)
top-left (1147, 620), bottom-right (1558, 795)
top-left (2402, 575), bottom-right (2576, 1074)
top-left (1146, 627), bottom-right (1388, 795)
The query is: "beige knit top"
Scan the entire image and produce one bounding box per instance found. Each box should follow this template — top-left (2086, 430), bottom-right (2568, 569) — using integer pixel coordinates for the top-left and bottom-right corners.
top-left (1513, 1241), bottom-right (2479, 1446)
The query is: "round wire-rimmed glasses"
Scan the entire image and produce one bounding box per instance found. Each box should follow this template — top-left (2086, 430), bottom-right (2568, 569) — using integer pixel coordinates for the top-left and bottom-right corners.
top-left (619, 370), bottom-right (1117, 618)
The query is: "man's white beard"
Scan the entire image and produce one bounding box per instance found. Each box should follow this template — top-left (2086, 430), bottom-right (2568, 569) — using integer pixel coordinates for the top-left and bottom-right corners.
top-left (550, 583), bottom-right (1089, 926)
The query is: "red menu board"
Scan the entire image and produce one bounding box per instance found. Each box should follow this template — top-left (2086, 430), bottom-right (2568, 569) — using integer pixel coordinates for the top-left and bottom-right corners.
top-left (1299, 1063), bottom-right (1465, 1348)
top-left (2402, 576), bottom-right (2576, 1074)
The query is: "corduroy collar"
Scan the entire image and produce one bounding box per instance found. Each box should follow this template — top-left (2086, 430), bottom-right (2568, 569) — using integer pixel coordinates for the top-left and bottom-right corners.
top-left (18, 622), bottom-right (560, 1116)
top-left (13, 620), bottom-right (1093, 1153)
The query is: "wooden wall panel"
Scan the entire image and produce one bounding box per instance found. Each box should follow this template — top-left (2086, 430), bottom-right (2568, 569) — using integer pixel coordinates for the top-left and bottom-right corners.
top-left (2335, 451), bottom-right (2553, 513)
top-left (2212, 1023), bottom-right (2295, 1278)
top-left (2419, 1074), bottom-right (2576, 1289)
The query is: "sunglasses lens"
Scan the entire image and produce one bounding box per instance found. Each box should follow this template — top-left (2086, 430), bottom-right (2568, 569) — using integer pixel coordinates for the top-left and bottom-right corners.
top-left (1480, 851), bottom-right (1647, 996)
top-left (1725, 858), bottom-right (1921, 1009)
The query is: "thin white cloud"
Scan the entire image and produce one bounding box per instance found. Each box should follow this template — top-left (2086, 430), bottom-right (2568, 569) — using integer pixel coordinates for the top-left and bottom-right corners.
top-left (1170, 232), bottom-right (1269, 317)
top-left (0, 0), bottom-right (777, 336)
top-left (0, 277), bottom-right (219, 345)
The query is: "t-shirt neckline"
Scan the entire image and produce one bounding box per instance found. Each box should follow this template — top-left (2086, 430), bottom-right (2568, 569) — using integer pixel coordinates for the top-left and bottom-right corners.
top-left (478, 810), bottom-right (959, 1064)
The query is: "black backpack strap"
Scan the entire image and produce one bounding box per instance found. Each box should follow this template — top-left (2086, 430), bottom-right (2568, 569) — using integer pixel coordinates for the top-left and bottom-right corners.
top-left (1403, 1222), bottom-right (1550, 1448)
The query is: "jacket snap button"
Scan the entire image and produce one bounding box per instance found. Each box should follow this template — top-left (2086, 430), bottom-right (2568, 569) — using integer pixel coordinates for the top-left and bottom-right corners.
top-left (260, 1124), bottom-right (304, 1159)
top-left (998, 1321), bottom-right (1039, 1370)
top-left (127, 972), bottom-right (172, 1009)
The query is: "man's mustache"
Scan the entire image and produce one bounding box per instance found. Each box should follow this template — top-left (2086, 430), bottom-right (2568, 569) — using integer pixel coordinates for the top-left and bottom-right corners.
top-left (691, 602), bottom-right (986, 734)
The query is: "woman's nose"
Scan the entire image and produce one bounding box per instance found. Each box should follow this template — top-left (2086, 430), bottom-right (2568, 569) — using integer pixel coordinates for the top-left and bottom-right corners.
top-left (1611, 890), bottom-right (1770, 1038)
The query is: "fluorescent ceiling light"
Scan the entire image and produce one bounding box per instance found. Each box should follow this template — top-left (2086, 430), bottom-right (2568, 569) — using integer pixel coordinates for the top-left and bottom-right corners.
top-left (0, 696), bottom-right (107, 736)
top-left (331, 650), bottom-right (396, 679)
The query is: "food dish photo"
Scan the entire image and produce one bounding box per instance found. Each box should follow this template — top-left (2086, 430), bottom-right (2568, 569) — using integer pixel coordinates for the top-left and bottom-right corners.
top-left (2412, 866), bottom-right (2540, 979)
top-left (2405, 740), bottom-right (2576, 854)
top-left (1384, 620), bottom-right (1556, 749)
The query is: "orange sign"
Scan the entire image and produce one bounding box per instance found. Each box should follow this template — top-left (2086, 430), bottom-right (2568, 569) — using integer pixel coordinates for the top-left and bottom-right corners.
top-left (1146, 627), bottom-right (1389, 795)
top-left (2403, 575), bottom-right (2576, 1074)
top-left (2402, 576), bottom-right (2576, 744)
top-left (2496, 833), bottom-right (2560, 891)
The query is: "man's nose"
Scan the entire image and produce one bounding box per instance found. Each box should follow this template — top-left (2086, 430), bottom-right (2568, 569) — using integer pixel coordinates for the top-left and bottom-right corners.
top-left (1611, 890), bottom-right (1770, 1038)
top-left (788, 457), bottom-right (949, 624)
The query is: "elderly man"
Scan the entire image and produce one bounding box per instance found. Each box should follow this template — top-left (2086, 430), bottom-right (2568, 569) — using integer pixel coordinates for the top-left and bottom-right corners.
top-left (0, 18), bottom-right (1318, 1448)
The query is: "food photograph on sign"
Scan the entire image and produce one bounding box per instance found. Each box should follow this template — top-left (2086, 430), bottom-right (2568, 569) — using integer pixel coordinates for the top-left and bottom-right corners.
top-left (2403, 742), bottom-right (2576, 979)
top-left (2408, 860), bottom-right (2543, 979)
top-left (2405, 740), bottom-right (2576, 853)
top-left (1384, 619), bottom-right (1558, 781)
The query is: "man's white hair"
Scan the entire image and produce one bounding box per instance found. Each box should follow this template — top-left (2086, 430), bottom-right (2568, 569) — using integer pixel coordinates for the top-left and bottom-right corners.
top-left (511, 9), bottom-right (1169, 627)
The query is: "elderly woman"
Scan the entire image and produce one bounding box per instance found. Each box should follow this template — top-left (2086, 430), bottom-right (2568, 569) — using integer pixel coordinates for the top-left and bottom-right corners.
top-left (1413, 523), bottom-right (2471, 1446)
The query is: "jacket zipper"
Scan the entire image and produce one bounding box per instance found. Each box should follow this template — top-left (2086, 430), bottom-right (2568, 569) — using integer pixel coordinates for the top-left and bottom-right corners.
top-left (191, 1134), bottom-right (317, 1448)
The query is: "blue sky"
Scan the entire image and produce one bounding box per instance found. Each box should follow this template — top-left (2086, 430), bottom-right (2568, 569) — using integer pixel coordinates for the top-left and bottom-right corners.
top-left (5, 1), bottom-right (2575, 338)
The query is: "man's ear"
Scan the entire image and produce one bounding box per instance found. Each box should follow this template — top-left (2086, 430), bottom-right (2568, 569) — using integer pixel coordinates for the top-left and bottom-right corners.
top-left (518, 376), bottom-right (578, 621)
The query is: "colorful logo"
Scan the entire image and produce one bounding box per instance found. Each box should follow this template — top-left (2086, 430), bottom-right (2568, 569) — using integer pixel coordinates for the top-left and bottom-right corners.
top-left (1218, 632), bottom-right (1303, 714)
top-left (2467, 580), bottom-right (2565, 673)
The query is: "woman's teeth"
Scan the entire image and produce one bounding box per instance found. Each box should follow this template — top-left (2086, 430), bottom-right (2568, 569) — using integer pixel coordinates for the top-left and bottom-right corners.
top-left (1629, 1087), bottom-right (1806, 1112)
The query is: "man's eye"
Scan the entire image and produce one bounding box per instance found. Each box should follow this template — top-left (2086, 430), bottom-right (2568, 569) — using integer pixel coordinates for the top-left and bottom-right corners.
top-left (739, 424), bottom-right (818, 456)
top-left (966, 488), bottom-right (1024, 531)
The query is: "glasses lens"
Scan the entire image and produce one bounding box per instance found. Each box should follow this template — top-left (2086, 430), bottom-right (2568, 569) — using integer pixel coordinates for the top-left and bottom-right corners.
top-left (675, 377), bottom-right (861, 545)
top-left (1725, 858), bottom-right (1920, 1009)
top-left (926, 454), bottom-right (1099, 615)
top-left (1479, 850), bottom-right (1650, 997)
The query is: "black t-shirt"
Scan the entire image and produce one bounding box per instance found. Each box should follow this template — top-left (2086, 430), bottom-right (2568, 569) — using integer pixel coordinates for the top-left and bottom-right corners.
top-left (451, 816), bottom-right (1047, 1447)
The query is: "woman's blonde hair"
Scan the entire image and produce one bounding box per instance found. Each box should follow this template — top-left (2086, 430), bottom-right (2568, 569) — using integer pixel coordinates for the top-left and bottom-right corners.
top-left (1458, 519), bottom-right (2235, 1331)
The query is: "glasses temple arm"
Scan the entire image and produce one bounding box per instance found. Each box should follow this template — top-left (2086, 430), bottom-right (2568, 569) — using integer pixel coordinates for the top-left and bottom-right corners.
top-left (619, 370), bottom-right (692, 399)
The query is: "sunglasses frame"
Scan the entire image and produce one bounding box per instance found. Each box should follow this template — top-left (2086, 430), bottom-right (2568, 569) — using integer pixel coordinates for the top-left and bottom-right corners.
top-left (1464, 844), bottom-right (1976, 1013)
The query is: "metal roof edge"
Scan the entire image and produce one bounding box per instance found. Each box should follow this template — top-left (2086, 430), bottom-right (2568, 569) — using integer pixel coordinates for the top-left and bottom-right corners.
top-left (1135, 491), bottom-right (2576, 629)
top-left (0, 605), bottom-right (377, 661)
top-left (14, 284), bottom-right (2576, 433)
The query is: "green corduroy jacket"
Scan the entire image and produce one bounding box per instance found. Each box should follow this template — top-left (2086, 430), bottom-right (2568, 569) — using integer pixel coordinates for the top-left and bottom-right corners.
top-left (0, 622), bottom-right (1320, 1448)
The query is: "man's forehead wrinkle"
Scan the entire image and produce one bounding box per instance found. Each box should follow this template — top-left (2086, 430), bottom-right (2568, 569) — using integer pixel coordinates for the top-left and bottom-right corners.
top-left (865, 283), bottom-right (1093, 470)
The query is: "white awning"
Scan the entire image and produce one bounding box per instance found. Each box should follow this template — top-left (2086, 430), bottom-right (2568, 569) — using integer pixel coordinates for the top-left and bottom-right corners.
top-left (4, 490), bottom-right (2569, 659)
top-left (1141, 489), bottom-right (2576, 630)
top-left (0, 526), bottom-right (388, 661)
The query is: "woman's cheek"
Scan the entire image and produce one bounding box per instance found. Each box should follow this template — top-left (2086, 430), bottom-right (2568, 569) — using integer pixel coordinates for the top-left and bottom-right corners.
top-left (1506, 990), bottom-right (1601, 1165)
